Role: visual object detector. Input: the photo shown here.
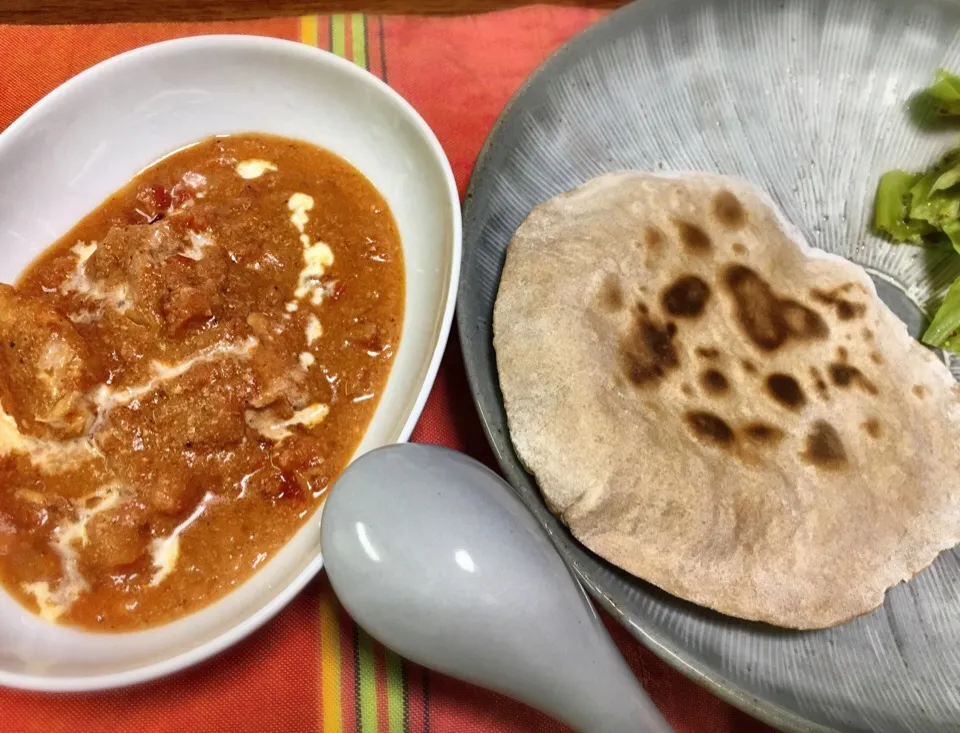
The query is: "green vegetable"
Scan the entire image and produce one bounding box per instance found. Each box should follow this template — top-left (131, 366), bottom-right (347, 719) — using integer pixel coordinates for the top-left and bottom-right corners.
top-left (873, 68), bottom-right (960, 354)
top-left (877, 152), bottom-right (960, 353)
top-left (873, 148), bottom-right (960, 247)
top-left (932, 159), bottom-right (960, 192)
top-left (873, 170), bottom-right (934, 244)
top-left (909, 167), bottom-right (960, 227)
top-left (923, 276), bottom-right (960, 349)
top-left (928, 69), bottom-right (960, 115)
top-left (943, 219), bottom-right (960, 251)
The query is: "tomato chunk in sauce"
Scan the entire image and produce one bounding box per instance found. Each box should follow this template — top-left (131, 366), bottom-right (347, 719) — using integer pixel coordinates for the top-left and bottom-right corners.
top-left (0, 134), bottom-right (404, 631)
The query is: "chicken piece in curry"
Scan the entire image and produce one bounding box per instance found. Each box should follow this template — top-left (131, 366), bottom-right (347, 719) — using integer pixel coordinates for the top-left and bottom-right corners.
top-left (0, 134), bottom-right (404, 631)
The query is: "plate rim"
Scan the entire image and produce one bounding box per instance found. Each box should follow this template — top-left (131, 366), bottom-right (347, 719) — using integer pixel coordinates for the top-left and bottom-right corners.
top-left (458, 2), bottom-right (844, 731)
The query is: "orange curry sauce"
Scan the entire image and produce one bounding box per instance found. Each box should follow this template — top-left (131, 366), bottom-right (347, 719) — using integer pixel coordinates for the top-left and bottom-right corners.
top-left (0, 134), bottom-right (404, 630)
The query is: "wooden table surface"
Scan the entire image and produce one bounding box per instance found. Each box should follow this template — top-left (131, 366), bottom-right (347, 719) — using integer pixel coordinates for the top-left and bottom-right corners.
top-left (0, 0), bottom-right (619, 24)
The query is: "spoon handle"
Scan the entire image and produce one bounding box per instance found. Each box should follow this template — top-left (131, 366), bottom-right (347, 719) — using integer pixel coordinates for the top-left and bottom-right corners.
top-left (375, 571), bottom-right (674, 733)
top-left (559, 676), bottom-right (674, 733)
top-left (505, 580), bottom-right (674, 733)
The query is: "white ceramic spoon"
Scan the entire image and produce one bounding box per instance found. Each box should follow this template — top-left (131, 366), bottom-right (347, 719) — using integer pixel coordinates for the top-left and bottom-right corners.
top-left (321, 443), bottom-right (674, 733)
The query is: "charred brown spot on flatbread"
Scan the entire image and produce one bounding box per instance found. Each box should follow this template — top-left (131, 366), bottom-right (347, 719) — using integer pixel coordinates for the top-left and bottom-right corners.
top-left (802, 421), bottom-right (847, 470)
top-left (619, 304), bottom-right (680, 387)
top-left (840, 301), bottom-right (863, 318)
top-left (685, 411), bottom-right (735, 446)
top-left (724, 265), bottom-right (829, 351)
top-left (661, 276), bottom-right (711, 318)
top-left (783, 302), bottom-right (828, 338)
top-left (829, 363), bottom-right (878, 395)
top-left (598, 274), bottom-right (624, 312)
top-left (741, 359), bottom-right (758, 374)
top-left (766, 373), bottom-right (806, 410)
top-left (641, 226), bottom-right (664, 268)
top-left (696, 346), bottom-right (720, 360)
top-left (742, 422), bottom-right (785, 445)
top-left (732, 242), bottom-right (747, 255)
top-left (700, 369), bottom-right (730, 395)
top-left (812, 286), bottom-right (867, 321)
top-left (913, 385), bottom-right (928, 399)
top-left (862, 419), bottom-right (882, 439)
top-left (712, 191), bottom-right (747, 230)
top-left (644, 226), bottom-right (663, 249)
top-left (674, 219), bottom-right (711, 254)
top-left (810, 367), bottom-right (829, 400)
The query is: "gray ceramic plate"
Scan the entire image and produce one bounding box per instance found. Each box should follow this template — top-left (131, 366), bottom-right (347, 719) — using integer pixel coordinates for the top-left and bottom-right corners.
top-left (458, 0), bottom-right (960, 731)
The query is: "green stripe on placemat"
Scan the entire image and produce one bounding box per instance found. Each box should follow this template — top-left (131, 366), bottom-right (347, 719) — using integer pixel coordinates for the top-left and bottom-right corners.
top-left (351, 14), bottom-right (368, 69)
top-left (331, 14), bottom-right (347, 58)
top-left (386, 650), bottom-right (405, 733)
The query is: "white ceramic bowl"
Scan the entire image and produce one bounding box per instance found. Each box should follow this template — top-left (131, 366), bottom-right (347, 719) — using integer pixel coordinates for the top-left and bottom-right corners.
top-left (0, 35), bottom-right (461, 691)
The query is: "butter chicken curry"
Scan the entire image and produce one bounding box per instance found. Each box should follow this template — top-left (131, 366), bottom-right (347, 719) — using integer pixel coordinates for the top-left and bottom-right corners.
top-left (0, 134), bottom-right (404, 630)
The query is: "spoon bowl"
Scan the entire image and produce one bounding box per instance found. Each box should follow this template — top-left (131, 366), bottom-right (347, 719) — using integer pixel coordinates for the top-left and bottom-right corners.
top-left (321, 443), bottom-right (673, 733)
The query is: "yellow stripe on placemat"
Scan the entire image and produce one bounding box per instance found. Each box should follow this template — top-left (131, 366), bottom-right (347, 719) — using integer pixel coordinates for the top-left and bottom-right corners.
top-left (300, 14), bottom-right (368, 69)
top-left (300, 15), bottom-right (319, 47)
top-left (319, 587), bottom-right (342, 733)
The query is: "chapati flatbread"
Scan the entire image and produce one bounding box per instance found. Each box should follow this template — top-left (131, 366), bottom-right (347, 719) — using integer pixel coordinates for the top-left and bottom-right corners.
top-left (493, 171), bottom-right (960, 629)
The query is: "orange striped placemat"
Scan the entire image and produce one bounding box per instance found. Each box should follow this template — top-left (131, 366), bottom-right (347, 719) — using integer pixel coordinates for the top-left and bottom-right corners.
top-left (0, 9), bottom-right (777, 733)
